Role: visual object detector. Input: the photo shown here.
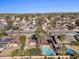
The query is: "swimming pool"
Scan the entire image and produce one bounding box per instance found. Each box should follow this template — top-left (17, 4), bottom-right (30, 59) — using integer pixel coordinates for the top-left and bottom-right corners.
top-left (42, 47), bottom-right (56, 56)
top-left (66, 48), bottom-right (76, 56)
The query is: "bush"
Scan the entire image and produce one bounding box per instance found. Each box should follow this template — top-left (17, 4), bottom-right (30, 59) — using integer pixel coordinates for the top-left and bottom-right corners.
top-left (23, 49), bottom-right (30, 56)
top-left (71, 41), bottom-right (79, 46)
top-left (29, 48), bottom-right (42, 56)
top-left (11, 49), bottom-right (19, 57)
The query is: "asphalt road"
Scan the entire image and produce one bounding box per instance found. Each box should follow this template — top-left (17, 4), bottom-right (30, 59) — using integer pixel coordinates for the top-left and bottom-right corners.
top-left (6, 30), bottom-right (77, 42)
top-left (6, 30), bottom-right (76, 34)
top-left (6, 30), bottom-right (35, 35)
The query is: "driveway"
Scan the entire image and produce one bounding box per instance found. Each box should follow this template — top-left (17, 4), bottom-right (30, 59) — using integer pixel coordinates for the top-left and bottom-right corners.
top-left (0, 47), bottom-right (18, 57)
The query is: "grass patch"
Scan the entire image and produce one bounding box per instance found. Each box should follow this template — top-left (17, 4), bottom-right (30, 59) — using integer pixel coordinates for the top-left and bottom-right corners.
top-left (29, 48), bottom-right (42, 56)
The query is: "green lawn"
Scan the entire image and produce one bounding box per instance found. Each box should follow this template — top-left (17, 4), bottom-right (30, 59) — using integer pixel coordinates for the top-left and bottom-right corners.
top-left (30, 48), bottom-right (42, 56)
top-left (24, 48), bottom-right (42, 56)
top-left (11, 48), bottom-right (42, 56)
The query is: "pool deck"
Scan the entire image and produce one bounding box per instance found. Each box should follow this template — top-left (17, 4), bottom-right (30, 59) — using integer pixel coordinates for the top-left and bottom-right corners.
top-left (42, 45), bottom-right (50, 48)
top-left (72, 46), bottom-right (79, 51)
top-left (42, 45), bottom-right (56, 56)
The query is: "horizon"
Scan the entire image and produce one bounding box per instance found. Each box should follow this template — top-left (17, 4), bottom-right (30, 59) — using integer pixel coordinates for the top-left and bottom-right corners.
top-left (0, 0), bottom-right (79, 13)
top-left (0, 12), bottom-right (79, 14)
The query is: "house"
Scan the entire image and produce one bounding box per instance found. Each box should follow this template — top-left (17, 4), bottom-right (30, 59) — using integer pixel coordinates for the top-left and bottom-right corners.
top-left (42, 39), bottom-right (49, 45)
top-left (16, 17), bottom-right (20, 21)
top-left (0, 23), bottom-right (6, 30)
top-left (0, 17), bottom-right (7, 25)
top-left (28, 39), bottom-right (37, 49)
top-left (11, 16), bottom-right (15, 21)
top-left (28, 34), bottom-right (40, 48)
top-left (0, 38), bottom-right (19, 51)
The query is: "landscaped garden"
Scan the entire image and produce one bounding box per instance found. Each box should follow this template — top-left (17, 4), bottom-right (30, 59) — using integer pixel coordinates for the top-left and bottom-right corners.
top-left (25, 48), bottom-right (42, 56)
top-left (11, 48), bottom-right (42, 56)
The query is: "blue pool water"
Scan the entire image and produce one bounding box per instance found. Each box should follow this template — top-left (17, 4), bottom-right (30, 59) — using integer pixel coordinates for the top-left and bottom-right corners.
top-left (42, 47), bottom-right (56, 56)
top-left (66, 48), bottom-right (76, 56)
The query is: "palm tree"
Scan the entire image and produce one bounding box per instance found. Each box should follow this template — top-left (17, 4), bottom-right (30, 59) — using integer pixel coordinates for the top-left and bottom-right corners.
top-left (36, 16), bottom-right (45, 43)
top-left (36, 26), bottom-right (45, 44)
top-left (17, 17), bottom-right (21, 36)
top-left (58, 33), bottom-right (66, 42)
top-left (58, 33), bottom-right (66, 55)
top-left (50, 19), bottom-right (56, 29)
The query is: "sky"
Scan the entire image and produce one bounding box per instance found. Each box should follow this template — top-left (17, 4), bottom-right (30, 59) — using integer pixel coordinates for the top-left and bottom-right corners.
top-left (0, 0), bottom-right (79, 13)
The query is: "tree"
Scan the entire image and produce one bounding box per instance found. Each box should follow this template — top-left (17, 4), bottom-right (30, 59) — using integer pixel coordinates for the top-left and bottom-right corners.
top-left (36, 26), bottom-right (45, 46)
top-left (6, 15), bottom-right (10, 21)
top-left (50, 20), bottom-right (56, 29)
top-left (37, 16), bottom-right (43, 27)
top-left (19, 35), bottom-right (26, 50)
top-left (48, 32), bottom-right (52, 36)
top-left (24, 49), bottom-right (30, 56)
top-left (11, 49), bottom-right (18, 57)
top-left (71, 41), bottom-right (79, 46)
top-left (6, 15), bottom-right (13, 29)
top-left (61, 44), bottom-right (67, 55)
top-left (47, 15), bottom-right (52, 20)
top-left (58, 33), bottom-right (66, 55)
top-left (75, 19), bottom-right (79, 26)
top-left (58, 33), bottom-right (66, 42)
top-left (71, 24), bottom-right (76, 30)
top-left (35, 26), bottom-right (45, 53)
top-left (36, 26), bottom-right (45, 40)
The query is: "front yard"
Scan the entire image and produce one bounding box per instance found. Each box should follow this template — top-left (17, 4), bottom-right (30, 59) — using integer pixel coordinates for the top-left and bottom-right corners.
top-left (11, 48), bottom-right (42, 56)
top-left (29, 48), bottom-right (42, 56)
